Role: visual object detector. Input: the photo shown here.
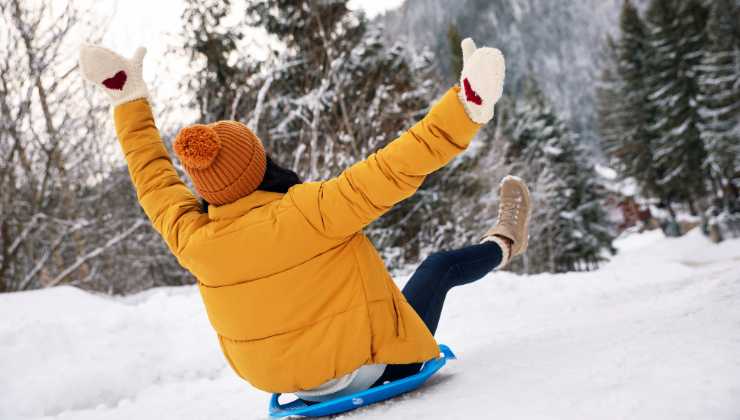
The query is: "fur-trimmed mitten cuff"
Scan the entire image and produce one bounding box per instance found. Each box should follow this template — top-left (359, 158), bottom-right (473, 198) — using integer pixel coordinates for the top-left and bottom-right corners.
top-left (79, 44), bottom-right (150, 107)
top-left (458, 38), bottom-right (505, 125)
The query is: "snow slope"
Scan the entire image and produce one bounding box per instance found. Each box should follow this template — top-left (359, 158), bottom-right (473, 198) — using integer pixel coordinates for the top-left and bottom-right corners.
top-left (2, 229), bottom-right (739, 420)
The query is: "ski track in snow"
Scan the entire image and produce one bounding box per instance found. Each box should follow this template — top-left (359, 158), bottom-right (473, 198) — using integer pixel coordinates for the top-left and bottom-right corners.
top-left (2, 229), bottom-right (740, 420)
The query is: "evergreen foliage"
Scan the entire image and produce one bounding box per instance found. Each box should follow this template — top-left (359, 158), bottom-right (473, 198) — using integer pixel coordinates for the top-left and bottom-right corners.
top-left (505, 80), bottom-right (615, 273)
top-left (697, 0), bottom-right (740, 212)
top-left (600, 2), bottom-right (665, 202)
top-left (644, 0), bottom-right (708, 215)
top-left (599, 0), bottom-right (740, 240)
top-left (181, 0), bottom-right (259, 121)
top-left (447, 23), bottom-right (463, 78)
top-left (615, 1), bottom-right (662, 199)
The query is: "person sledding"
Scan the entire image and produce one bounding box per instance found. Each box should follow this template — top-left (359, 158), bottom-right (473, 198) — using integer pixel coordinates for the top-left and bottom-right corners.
top-left (78, 36), bottom-right (530, 406)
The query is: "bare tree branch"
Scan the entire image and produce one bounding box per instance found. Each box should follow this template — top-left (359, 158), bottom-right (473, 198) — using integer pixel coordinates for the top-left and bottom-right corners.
top-left (46, 220), bottom-right (147, 288)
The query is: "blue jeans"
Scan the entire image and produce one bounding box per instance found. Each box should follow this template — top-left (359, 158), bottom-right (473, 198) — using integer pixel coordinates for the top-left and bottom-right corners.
top-left (373, 241), bottom-right (503, 384)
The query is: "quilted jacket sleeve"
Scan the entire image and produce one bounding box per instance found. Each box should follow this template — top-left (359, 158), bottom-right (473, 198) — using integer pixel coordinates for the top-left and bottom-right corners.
top-left (114, 99), bottom-right (209, 255)
top-left (288, 86), bottom-right (482, 238)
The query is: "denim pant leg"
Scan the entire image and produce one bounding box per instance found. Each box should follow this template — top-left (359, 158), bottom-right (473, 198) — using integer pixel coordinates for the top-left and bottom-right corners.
top-left (373, 241), bottom-right (503, 384)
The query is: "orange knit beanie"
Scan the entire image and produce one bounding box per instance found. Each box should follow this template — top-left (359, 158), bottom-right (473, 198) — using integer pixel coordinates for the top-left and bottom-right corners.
top-left (173, 121), bottom-right (266, 206)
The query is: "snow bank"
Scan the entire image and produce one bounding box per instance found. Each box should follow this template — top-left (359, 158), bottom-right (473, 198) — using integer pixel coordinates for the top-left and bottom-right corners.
top-left (2, 229), bottom-right (740, 420)
top-left (0, 287), bottom-right (236, 419)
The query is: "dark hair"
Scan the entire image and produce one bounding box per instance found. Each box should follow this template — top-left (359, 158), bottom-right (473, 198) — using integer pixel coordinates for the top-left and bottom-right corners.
top-left (258, 155), bottom-right (303, 193)
top-left (201, 155), bottom-right (302, 212)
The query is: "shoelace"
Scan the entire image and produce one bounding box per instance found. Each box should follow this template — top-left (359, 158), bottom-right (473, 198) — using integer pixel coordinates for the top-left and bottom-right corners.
top-left (497, 198), bottom-right (520, 227)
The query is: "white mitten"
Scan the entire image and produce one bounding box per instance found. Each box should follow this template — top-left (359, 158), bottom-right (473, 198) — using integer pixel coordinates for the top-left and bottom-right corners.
top-left (458, 38), bottom-right (505, 124)
top-left (79, 44), bottom-right (150, 107)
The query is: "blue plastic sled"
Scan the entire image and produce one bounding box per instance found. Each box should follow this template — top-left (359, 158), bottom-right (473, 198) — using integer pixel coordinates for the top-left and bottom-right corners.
top-left (268, 344), bottom-right (456, 418)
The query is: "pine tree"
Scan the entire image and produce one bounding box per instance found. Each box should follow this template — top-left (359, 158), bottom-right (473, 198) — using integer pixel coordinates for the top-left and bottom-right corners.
top-left (697, 0), bottom-right (740, 212)
top-left (180, 0), bottom-right (260, 122)
top-left (644, 0), bottom-right (709, 215)
top-left (506, 80), bottom-right (615, 273)
top-left (612, 1), bottom-right (664, 200)
top-left (447, 23), bottom-right (463, 78)
top-left (597, 35), bottom-right (626, 163)
top-left (244, 0), bottom-right (427, 179)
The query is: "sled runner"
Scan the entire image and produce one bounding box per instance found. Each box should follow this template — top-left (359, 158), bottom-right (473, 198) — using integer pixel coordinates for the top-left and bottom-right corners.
top-left (268, 344), bottom-right (457, 418)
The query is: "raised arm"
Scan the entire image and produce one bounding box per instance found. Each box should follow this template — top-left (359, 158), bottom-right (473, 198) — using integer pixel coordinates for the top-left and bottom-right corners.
top-left (289, 38), bottom-right (505, 238)
top-left (289, 87), bottom-right (478, 237)
top-left (113, 100), bottom-right (208, 254)
top-left (80, 45), bottom-right (207, 255)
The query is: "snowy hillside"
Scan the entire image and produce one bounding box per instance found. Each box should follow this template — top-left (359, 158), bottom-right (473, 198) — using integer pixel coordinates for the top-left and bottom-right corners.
top-left (2, 229), bottom-right (740, 420)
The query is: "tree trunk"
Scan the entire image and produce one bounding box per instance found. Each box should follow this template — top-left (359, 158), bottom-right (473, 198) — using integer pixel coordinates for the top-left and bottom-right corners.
top-left (0, 219), bottom-right (7, 293)
top-left (688, 197), bottom-right (698, 216)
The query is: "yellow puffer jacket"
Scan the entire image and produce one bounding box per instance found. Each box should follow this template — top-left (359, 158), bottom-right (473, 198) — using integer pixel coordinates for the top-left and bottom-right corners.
top-left (113, 86), bottom-right (480, 393)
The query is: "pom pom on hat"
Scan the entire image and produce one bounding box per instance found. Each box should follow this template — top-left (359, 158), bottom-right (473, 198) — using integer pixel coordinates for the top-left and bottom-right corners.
top-left (174, 124), bottom-right (222, 169)
top-left (173, 120), bottom-right (266, 205)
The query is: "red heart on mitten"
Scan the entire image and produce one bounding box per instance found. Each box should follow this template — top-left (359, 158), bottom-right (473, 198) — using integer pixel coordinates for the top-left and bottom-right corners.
top-left (463, 78), bottom-right (482, 105)
top-left (102, 71), bottom-right (127, 90)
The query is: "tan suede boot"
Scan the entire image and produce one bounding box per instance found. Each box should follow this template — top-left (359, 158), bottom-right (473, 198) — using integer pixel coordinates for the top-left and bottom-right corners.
top-left (482, 175), bottom-right (531, 268)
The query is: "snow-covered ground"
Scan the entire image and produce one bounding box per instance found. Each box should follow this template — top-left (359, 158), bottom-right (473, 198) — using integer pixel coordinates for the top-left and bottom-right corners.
top-left (2, 229), bottom-right (740, 420)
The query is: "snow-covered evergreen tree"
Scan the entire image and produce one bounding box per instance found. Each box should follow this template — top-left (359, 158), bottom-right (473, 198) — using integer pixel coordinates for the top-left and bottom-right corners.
top-left (597, 35), bottom-right (626, 165)
top-left (180, 0), bottom-right (261, 122)
top-left (598, 0), bottom-right (740, 241)
top-left (697, 0), bottom-right (740, 212)
top-left (644, 0), bottom-right (709, 215)
top-left (600, 1), bottom-right (668, 207)
top-left (696, 0), bottom-right (740, 240)
top-left (505, 80), bottom-right (615, 273)
top-left (244, 0), bottom-right (432, 181)
top-left (615, 1), bottom-right (662, 198)
top-left (447, 23), bottom-right (464, 78)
